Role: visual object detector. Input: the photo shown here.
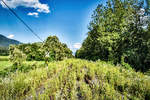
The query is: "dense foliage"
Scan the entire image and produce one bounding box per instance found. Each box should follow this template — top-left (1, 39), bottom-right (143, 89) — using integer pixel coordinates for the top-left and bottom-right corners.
top-left (0, 59), bottom-right (150, 100)
top-left (76, 0), bottom-right (150, 72)
top-left (13, 42), bottom-right (44, 61)
top-left (9, 45), bottom-right (26, 66)
top-left (9, 36), bottom-right (73, 62)
top-left (42, 36), bottom-right (73, 61)
top-left (0, 47), bottom-right (9, 56)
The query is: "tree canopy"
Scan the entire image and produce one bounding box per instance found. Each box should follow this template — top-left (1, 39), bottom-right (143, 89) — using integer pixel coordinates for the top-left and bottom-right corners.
top-left (76, 0), bottom-right (150, 71)
top-left (9, 36), bottom-right (73, 62)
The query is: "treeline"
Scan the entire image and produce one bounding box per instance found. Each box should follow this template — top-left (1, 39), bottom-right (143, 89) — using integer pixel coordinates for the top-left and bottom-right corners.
top-left (9, 36), bottom-right (73, 63)
top-left (0, 47), bottom-right (9, 56)
top-left (76, 0), bottom-right (150, 72)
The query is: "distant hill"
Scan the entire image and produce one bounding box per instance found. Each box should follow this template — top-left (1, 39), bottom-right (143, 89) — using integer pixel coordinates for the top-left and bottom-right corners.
top-left (0, 34), bottom-right (21, 47)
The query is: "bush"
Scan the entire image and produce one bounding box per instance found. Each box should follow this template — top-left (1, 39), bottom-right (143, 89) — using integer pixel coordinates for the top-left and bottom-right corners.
top-left (9, 45), bottom-right (26, 66)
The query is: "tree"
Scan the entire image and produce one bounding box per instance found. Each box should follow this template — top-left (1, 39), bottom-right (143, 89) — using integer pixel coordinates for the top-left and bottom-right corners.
top-left (8, 35), bottom-right (73, 64)
top-left (9, 45), bottom-right (26, 66)
top-left (76, 0), bottom-right (150, 71)
top-left (9, 36), bottom-right (73, 62)
top-left (15, 42), bottom-right (44, 61)
top-left (42, 36), bottom-right (73, 61)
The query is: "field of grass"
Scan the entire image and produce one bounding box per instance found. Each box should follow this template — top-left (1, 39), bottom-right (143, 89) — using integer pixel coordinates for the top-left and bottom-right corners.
top-left (0, 58), bottom-right (150, 100)
top-left (0, 56), bottom-right (9, 61)
top-left (0, 61), bottom-right (12, 71)
top-left (0, 56), bottom-right (44, 77)
top-left (0, 56), bottom-right (12, 76)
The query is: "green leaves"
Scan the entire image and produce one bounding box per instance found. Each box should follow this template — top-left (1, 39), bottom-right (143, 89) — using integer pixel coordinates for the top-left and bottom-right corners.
top-left (9, 36), bottom-right (73, 63)
top-left (76, 0), bottom-right (150, 71)
top-left (43, 36), bottom-right (73, 61)
top-left (9, 45), bottom-right (26, 66)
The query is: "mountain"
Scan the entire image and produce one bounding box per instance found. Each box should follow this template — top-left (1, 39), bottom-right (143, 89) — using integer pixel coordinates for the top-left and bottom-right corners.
top-left (0, 34), bottom-right (21, 47)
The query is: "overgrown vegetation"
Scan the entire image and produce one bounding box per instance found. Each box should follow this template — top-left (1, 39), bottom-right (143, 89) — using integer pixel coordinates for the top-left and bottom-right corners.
top-left (0, 0), bottom-right (150, 100)
top-left (76, 0), bottom-right (150, 72)
top-left (0, 59), bottom-right (150, 100)
top-left (9, 36), bottom-right (73, 62)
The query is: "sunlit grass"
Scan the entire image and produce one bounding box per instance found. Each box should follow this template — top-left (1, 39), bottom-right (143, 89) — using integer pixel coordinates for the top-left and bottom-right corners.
top-left (0, 56), bottom-right (9, 61)
top-left (0, 61), bottom-right (12, 71)
top-left (0, 59), bottom-right (150, 100)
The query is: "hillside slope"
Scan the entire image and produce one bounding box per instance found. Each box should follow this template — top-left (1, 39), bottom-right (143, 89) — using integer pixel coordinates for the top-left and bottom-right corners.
top-left (0, 34), bottom-right (20, 47)
top-left (0, 59), bottom-right (150, 100)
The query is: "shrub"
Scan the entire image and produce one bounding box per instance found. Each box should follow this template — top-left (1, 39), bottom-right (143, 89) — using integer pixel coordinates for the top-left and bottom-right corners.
top-left (9, 45), bottom-right (26, 66)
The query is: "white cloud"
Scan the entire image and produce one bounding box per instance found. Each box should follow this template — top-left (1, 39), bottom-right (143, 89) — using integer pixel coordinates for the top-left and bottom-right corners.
top-left (73, 43), bottom-right (81, 49)
top-left (7, 34), bottom-right (14, 39)
top-left (27, 12), bottom-right (39, 17)
top-left (0, 0), bottom-right (50, 14)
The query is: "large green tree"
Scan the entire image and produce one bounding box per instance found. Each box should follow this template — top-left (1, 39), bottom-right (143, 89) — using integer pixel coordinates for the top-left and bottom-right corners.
top-left (43, 36), bottom-right (73, 61)
top-left (9, 35), bottom-right (73, 62)
top-left (76, 0), bottom-right (150, 71)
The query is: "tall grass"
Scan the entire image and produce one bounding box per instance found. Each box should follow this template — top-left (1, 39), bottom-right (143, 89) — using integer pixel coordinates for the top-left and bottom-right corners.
top-left (0, 59), bottom-right (149, 100)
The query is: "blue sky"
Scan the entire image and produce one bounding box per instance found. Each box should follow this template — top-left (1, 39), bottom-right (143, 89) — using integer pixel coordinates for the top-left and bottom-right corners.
top-left (0, 0), bottom-right (105, 52)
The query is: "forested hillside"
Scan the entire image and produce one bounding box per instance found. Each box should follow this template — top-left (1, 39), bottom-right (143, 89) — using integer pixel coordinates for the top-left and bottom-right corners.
top-left (76, 0), bottom-right (150, 72)
top-left (0, 34), bottom-right (20, 56)
top-left (0, 34), bottom-right (20, 47)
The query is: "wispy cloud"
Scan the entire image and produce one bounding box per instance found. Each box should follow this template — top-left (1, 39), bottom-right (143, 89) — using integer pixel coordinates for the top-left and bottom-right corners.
top-left (27, 12), bottom-right (39, 17)
top-left (73, 43), bottom-right (81, 49)
top-left (0, 0), bottom-right (50, 16)
top-left (7, 34), bottom-right (14, 39)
